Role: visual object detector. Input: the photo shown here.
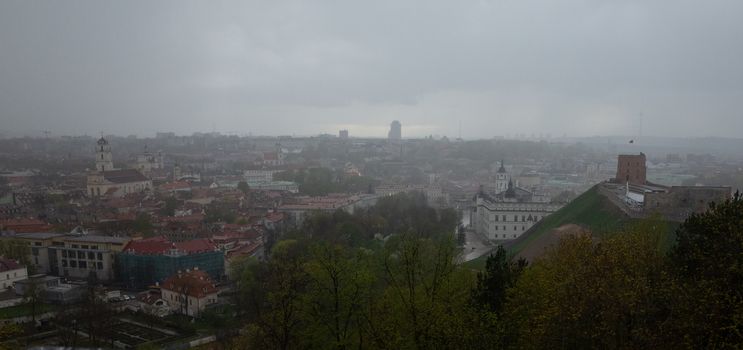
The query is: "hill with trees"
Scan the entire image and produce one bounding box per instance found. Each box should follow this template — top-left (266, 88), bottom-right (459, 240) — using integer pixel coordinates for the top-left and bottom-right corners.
top-left (227, 191), bottom-right (743, 349)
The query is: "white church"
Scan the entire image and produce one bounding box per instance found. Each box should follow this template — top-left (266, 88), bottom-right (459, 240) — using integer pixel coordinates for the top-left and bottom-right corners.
top-left (472, 161), bottom-right (559, 241)
top-left (86, 137), bottom-right (152, 197)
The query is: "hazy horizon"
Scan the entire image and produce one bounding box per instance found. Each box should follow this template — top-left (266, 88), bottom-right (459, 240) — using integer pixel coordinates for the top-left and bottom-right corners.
top-left (2, 1), bottom-right (742, 139)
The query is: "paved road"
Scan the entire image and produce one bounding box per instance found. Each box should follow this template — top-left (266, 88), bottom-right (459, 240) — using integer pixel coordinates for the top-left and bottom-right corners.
top-left (462, 228), bottom-right (494, 262)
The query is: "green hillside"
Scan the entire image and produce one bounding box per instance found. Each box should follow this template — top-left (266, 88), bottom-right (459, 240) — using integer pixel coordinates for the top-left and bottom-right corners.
top-left (508, 185), bottom-right (630, 254)
top-left (465, 185), bottom-right (668, 270)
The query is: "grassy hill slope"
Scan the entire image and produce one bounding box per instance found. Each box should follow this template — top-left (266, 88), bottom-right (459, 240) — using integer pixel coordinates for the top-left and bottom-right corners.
top-left (464, 185), bottom-right (670, 270)
top-left (506, 185), bottom-right (630, 255)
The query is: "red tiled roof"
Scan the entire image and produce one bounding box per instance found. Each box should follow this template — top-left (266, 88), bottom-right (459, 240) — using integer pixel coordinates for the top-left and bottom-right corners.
top-left (0, 218), bottom-right (54, 233)
top-left (160, 181), bottom-right (191, 191)
top-left (225, 241), bottom-right (263, 260)
top-left (104, 197), bottom-right (136, 208)
top-left (123, 236), bottom-right (170, 254)
top-left (123, 236), bottom-right (216, 255)
top-left (161, 269), bottom-right (217, 298)
top-left (175, 239), bottom-right (216, 254)
top-left (102, 169), bottom-right (149, 184)
top-left (160, 213), bottom-right (204, 224)
top-left (264, 212), bottom-right (285, 222)
top-left (0, 258), bottom-right (22, 272)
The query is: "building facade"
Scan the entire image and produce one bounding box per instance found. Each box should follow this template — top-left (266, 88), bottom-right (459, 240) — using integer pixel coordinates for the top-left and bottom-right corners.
top-left (7, 233), bottom-right (129, 282)
top-left (87, 138), bottom-right (153, 197)
top-left (472, 163), bottom-right (558, 241)
top-left (388, 120), bottom-right (402, 140)
top-left (54, 235), bottom-right (129, 282)
top-left (493, 161), bottom-right (510, 194)
top-left (0, 258), bottom-right (27, 289)
top-left (160, 268), bottom-right (218, 317)
top-left (95, 137), bottom-right (114, 172)
top-left (473, 193), bottom-right (559, 241)
top-left (118, 237), bottom-right (224, 289)
top-left (615, 153), bottom-right (647, 185)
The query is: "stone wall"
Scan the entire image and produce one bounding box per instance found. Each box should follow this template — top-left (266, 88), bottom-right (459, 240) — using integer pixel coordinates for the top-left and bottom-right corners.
top-left (644, 186), bottom-right (731, 221)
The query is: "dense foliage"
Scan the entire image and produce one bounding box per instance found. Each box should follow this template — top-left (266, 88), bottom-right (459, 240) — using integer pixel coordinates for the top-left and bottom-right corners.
top-left (231, 193), bottom-right (743, 349)
top-left (275, 167), bottom-right (379, 196)
top-left (289, 192), bottom-right (459, 247)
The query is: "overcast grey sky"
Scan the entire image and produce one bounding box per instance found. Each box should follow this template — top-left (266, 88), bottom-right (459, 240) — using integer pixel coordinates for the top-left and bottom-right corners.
top-left (1, 0), bottom-right (742, 139)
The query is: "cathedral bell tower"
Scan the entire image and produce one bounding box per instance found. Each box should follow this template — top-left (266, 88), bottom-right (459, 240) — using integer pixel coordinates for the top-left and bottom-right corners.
top-left (95, 137), bottom-right (114, 172)
top-left (494, 160), bottom-right (510, 194)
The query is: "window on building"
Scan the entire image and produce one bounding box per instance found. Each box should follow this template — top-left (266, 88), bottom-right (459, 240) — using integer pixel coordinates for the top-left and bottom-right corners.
top-left (81, 245), bottom-right (89, 249)
top-left (62, 260), bottom-right (67, 267)
top-left (88, 252), bottom-right (95, 260)
top-left (70, 260), bottom-right (77, 268)
top-left (91, 245), bottom-right (98, 250)
top-left (71, 244), bottom-right (78, 249)
top-left (97, 253), bottom-right (103, 260)
top-left (522, 215), bottom-right (526, 221)
top-left (502, 215), bottom-right (506, 221)
top-left (79, 261), bottom-right (87, 268)
top-left (61, 250), bottom-right (67, 258)
top-left (514, 226), bottom-right (517, 231)
top-left (31, 248), bottom-right (38, 256)
top-left (77, 251), bottom-right (85, 259)
top-left (97, 262), bottom-right (103, 270)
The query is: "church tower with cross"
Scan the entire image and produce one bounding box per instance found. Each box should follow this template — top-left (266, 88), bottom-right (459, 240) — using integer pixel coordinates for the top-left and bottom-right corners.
top-left (95, 137), bottom-right (115, 172)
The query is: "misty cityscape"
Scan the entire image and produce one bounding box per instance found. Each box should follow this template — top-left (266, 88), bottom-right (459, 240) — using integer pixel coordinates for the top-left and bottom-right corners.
top-left (1, 1), bottom-right (743, 349)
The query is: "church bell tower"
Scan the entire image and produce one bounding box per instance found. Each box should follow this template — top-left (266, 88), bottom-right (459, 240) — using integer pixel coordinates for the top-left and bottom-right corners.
top-left (95, 137), bottom-right (114, 172)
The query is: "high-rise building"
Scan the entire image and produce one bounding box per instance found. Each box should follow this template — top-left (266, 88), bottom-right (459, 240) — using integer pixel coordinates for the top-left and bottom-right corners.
top-left (339, 129), bottom-right (349, 139)
top-left (388, 120), bottom-right (401, 140)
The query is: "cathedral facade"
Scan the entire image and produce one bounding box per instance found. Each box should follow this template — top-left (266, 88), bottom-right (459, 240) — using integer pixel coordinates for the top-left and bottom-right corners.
top-left (472, 162), bottom-right (559, 241)
top-left (87, 137), bottom-right (152, 197)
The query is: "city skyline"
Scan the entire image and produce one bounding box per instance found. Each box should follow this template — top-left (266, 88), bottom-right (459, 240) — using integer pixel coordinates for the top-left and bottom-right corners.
top-left (1, 1), bottom-right (743, 139)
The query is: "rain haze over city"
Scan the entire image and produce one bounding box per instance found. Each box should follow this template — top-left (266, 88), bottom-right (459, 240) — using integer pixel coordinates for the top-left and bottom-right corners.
top-left (1, 1), bottom-right (743, 349)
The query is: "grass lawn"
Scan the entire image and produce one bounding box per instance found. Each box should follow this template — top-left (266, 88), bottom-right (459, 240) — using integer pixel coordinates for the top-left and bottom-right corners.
top-left (0, 303), bottom-right (60, 319)
top-left (463, 249), bottom-right (494, 271)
